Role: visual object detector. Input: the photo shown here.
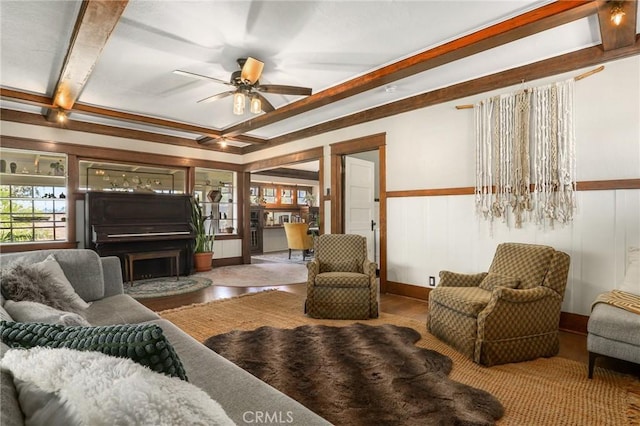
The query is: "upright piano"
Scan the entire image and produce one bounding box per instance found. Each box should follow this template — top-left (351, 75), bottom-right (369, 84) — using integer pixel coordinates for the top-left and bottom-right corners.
top-left (86, 192), bottom-right (196, 279)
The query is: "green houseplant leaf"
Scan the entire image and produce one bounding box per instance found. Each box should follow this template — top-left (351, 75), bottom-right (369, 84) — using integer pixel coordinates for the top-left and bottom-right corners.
top-left (191, 197), bottom-right (215, 253)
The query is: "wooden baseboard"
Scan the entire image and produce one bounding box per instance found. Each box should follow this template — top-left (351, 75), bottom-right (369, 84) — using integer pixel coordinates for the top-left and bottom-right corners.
top-left (385, 281), bottom-right (588, 335)
top-left (212, 256), bottom-right (243, 267)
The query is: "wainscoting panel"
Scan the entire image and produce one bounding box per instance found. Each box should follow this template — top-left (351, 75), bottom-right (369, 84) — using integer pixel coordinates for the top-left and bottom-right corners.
top-left (386, 188), bottom-right (639, 315)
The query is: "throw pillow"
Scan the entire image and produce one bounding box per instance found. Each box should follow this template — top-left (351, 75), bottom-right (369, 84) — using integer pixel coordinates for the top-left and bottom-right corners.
top-left (1, 347), bottom-right (235, 426)
top-left (0, 255), bottom-right (89, 314)
top-left (0, 322), bottom-right (188, 381)
top-left (3, 300), bottom-right (90, 326)
top-left (479, 272), bottom-right (520, 291)
top-left (620, 246), bottom-right (640, 296)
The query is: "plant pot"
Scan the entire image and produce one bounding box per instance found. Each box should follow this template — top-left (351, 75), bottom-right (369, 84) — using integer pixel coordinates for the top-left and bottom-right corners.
top-left (194, 252), bottom-right (213, 272)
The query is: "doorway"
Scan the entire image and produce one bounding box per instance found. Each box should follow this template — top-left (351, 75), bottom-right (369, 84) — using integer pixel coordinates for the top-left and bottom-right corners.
top-left (330, 133), bottom-right (386, 288)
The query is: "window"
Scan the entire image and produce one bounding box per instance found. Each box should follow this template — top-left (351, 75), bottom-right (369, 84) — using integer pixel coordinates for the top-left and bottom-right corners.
top-left (0, 149), bottom-right (67, 243)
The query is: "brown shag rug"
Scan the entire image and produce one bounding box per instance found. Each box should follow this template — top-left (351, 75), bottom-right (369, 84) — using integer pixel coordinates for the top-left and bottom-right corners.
top-left (160, 290), bottom-right (640, 426)
top-left (204, 323), bottom-right (504, 425)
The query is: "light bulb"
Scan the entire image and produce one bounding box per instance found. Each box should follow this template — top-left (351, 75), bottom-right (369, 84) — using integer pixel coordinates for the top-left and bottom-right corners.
top-left (56, 109), bottom-right (67, 123)
top-left (233, 92), bottom-right (245, 115)
top-left (250, 96), bottom-right (262, 114)
top-left (610, 3), bottom-right (625, 26)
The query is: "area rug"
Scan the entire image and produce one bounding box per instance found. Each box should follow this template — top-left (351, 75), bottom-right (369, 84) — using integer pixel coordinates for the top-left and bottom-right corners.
top-left (193, 263), bottom-right (307, 287)
top-left (124, 276), bottom-right (212, 299)
top-left (205, 323), bottom-right (504, 425)
top-left (160, 290), bottom-right (640, 426)
top-left (251, 250), bottom-right (312, 265)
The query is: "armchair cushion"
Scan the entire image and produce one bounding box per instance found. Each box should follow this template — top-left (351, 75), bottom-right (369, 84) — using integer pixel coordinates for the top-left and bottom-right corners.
top-left (316, 272), bottom-right (369, 288)
top-left (479, 272), bottom-right (520, 291)
top-left (489, 243), bottom-right (555, 289)
top-left (319, 259), bottom-right (361, 273)
top-left (430, 287), bottom-right (492, 317)
top-left (439, 271), bottom-right (486, 287)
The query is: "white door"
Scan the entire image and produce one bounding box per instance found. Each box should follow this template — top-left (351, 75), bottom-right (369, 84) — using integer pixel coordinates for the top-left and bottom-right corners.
top-left (344, 156), bottom-right (375, 261)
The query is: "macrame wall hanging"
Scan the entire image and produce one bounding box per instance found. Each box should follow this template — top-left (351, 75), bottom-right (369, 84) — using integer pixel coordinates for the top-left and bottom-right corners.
top-left (465, 65), bottom-right (603, 229)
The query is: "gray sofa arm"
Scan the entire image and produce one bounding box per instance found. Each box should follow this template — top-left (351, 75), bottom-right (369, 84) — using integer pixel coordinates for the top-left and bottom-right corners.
top-left (101, 256), bottom-right (124, 297)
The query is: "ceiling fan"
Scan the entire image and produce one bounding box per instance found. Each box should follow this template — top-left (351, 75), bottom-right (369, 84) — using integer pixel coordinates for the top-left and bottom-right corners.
top-left (174, 57), bottom-right (312, 115)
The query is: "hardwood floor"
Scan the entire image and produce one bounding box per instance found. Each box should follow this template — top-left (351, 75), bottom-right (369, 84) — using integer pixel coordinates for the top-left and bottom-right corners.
top-left (139, 283), bottom-right (639, 378)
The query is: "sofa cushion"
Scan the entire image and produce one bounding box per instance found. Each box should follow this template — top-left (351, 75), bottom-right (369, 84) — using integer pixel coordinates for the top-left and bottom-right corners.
top-left (479, 272), bottom-right (520, 291)
top-left (0, 250), bottom-right (105, 302)
top-left (429, 286), bottom-right (492, 317)
top-left (1, 347), bottom-right (234, 426)
top-left (588, 303), bottom-right (640, 347)
top-left (0, 256), bottom-right (88, 314)
top-left (4, 300), bottom-right (90, 326)
top-left (620, 246), bottom-right (639, 296)
top-left (0, 321), bottom-right (187, 380)
top-left (1, 342), bottom-right (23, 426)
top-left (84, 294), bottom-right (159, 325)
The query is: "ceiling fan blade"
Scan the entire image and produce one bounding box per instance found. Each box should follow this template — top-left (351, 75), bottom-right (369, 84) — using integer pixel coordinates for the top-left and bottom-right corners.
top-left (173, 69), bottom-right (232, 86)
top-left (255, 92), bottom-right (275, 113)
top-left (240, 57), bottom-right (264, 84)
top-left (197, 91), bottom-right (235, 104)
top-left (257, 84), bottom-right (312, 96)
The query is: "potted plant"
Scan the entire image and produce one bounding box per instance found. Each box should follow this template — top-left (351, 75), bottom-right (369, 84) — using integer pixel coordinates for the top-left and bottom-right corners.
top-left (191, 197), bottom-right (215, 272)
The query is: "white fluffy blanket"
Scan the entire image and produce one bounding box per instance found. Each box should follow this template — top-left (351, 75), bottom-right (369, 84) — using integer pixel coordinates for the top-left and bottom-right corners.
top-left (1, 347), bottom-right (235, 426)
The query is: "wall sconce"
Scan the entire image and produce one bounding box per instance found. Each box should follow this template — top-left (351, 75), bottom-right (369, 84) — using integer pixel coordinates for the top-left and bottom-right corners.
top-left (233, 92), bottom-right (245, 115)
top-left (250, 95), bottom-right (262, 114)
top-left (610, 1), bottom-right (626, 26)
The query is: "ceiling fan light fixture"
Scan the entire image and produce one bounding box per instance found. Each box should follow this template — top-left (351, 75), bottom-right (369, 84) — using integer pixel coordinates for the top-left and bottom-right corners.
top-left (610, 1), bottom-right (625, 26)
top-left (56, 108), bottom-right (68, 123)
top-left (233, 91), bottom-right (245, 115)
top-left (250, 95), bottom-right (262, 114)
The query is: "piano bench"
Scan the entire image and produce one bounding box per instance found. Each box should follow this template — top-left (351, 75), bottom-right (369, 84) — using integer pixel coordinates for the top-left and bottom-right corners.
top-left (125, 249), bottom-right (181, 286)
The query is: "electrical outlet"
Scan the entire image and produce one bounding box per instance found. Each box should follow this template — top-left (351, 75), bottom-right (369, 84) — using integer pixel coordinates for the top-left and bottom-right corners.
top-left (428, 276), bottom-right (436, 287)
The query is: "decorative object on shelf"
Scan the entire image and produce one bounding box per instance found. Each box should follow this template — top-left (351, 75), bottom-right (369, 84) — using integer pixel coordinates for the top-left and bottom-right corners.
top-left (10, 162), bottom-right (17, 173)
top-left (225, 227), bottom-right (234, 234)
top-left (207, 190), bottom-right (222, 203)
top-left (1, 159), bottom-right (6, 173)
top-left (50, 160), bottom-right (64, 176)
top-left (191, 197), bottom-right (215, 272)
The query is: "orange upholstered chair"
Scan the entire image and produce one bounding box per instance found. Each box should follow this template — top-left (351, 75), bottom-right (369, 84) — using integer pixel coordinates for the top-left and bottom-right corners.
top-left (283, 223), bottom-right (314, 260)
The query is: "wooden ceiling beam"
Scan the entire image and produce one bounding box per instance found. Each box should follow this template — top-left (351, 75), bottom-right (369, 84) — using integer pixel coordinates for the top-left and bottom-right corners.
top-left (1, 109), bottom-right (244, 155)
top-left (597, 0), bottom-right (638, 51)
top-left (223, 0), bottom-right (597, 138)
top-left (1, 87), bottom-right (268, 144)
top-left (46, 0), bottom-right (128, 122)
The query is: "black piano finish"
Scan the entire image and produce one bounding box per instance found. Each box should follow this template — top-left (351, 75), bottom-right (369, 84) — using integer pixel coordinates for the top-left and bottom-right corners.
top-left (86, 192), bottom-right (196, 279)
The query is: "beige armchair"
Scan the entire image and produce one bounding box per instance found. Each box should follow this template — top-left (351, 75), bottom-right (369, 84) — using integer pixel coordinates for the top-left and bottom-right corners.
top-left (427, 242), bottom-right (570, 366)
top-left (305, 234), bottom-right (378, 319)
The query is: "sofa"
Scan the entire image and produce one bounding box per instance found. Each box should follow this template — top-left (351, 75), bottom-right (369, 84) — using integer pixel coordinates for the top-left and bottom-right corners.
top-left (0, 249), bottom-right (329, 426)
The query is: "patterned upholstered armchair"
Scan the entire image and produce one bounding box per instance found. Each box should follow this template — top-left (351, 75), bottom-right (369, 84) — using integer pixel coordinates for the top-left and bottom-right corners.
top-left (305, 234), bottom-right (378, 319)
top-left (427, 243), bottom-right (570, 366)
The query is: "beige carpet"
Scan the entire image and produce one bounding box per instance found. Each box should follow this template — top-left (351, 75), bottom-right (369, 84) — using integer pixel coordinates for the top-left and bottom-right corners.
top-left (160, 290), bottom-right (640, 426)
top-left (193, 263), bottom-right (307, 287)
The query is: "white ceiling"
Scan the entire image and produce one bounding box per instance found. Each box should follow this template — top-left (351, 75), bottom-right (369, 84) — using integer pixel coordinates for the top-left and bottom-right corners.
top-left (1, 1), bottom-right (638, 144)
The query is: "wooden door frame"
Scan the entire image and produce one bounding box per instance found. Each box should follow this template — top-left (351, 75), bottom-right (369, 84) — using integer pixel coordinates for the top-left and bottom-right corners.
top-left (330, 133), bottom-right (387, 291)
top-left (242, 146), bottom-right (325, 264)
